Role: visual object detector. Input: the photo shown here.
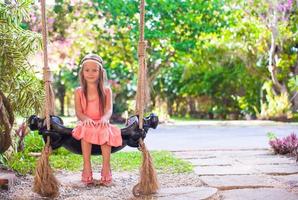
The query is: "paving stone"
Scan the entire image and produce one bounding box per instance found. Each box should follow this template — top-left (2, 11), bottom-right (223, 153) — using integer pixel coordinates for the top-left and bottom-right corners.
top-left (176, 148), bottom-right (298, 199)
top-left (175, 154), bottom-right (210, 160)
top-left (225, 150), bottom-right (272, 157)
top-left (176, 149), bottom-right (270, 157)
top-left (237, 156), bottom-right (296, 165)
top-left (175, 149), bottom-right (273, 163)
top-left (199, 175), bottom-right (276, 189)
top-left (195, 165), bottom-right (256, 176)
top-left (255, 164), bottom-right (298, 175)
top-left (221, 188), bottom-right (298, 200)
top-left (189, 158), bottom-right (234, 166)
top-left (155, 186), bottom-right (218, 200)
top-left (273, 174), bottom-right (298, 188)
top-left (174, 151), bottom-right (217, 159)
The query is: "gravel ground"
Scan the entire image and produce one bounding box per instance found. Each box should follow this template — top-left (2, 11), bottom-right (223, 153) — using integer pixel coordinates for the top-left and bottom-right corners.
top-left (1, 171), bottom-right (204, 200)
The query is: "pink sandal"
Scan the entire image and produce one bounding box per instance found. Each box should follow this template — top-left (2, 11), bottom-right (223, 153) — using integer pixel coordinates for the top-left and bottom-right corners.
top-left (81, 170), bottom-right (93, 185)
top-left (100, 170), bottom-right (113, 187)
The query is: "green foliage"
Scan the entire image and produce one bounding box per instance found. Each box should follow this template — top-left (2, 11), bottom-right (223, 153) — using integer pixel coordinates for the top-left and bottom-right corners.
top-left (111, 151), bottom-right (193, 173)
top-left (0, 153), bottom-right (7, 165)
top-left (23, 131), bottom-right (44, 152)
top-left (267, 132), bottom-right (277, 140)
top-left (288, 75), bottom-right (298, 92)
top-left (0, 0), bottom-right (44, 116)
top-left (257, 81), bottom-right (293, 120)
top-left (41, 0), bottom-right (235, 116)
top-left (151, 151), bottom-right (193, 173)
top-left (2, 130), bottom-right (44, 174)
top-left (0, 0), bottom-right (32, 25)
top-left (50, 150), bottom-right (193, 174)
top-left (50, 148), bottom-right (83, 171)
top-left (241, 0), bottom-right (298, 119)
top-left (6, 150), bottom-right (37, 174)
top-left (25, 0), bottom-right (298, 119)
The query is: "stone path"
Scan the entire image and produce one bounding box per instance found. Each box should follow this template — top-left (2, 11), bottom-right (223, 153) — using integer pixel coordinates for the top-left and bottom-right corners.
top-left (174, 148), bottom-right (298, 200)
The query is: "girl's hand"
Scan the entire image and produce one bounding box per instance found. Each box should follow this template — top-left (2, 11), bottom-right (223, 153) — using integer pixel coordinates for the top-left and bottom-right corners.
top-left (97, 117), bottom-right (109, 128)
top-left (83, 118), bottom-right (95, 127)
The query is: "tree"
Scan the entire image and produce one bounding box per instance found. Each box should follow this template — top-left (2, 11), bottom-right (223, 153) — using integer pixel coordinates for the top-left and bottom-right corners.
top-left (93, 0), bottom-right (233, 115)
top-left (26, 0), bottom-right (298, 119)
top-left (244, 0), bottom-right (298, 119)
top-left (0, 0), bottom-right (44, 153)
top-left (183, 0), bottom-right (298, 119)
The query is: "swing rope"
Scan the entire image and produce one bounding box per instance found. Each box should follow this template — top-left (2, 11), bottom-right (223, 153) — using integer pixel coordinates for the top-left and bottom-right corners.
top-left (133, 0), bottom-right (159, 196)
top-left (33, 0), bottom-right (59, 198)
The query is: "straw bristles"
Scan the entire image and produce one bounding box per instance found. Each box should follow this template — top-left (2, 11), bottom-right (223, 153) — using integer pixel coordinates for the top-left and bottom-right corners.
top-left (33, 146), bottom-right (59, 198)
top-left (133, 139), bottom-right (159, 197)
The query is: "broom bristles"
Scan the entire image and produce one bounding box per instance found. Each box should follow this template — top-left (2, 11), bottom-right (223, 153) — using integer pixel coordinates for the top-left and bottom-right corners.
top-left (133, 139), bottom-right (159, 196)
top-left (33, 146), bottom-right (59, 198)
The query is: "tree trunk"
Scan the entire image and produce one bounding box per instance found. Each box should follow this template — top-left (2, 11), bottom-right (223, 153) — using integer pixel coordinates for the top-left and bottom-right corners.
top-left (66, 95), bottom-right (70, 116)
top-left (167, 98), bottom-right (174, 116)
top-left (268, 9), bottom-right (288, 95)
top-left (0, 90), bottom-right (14, 153)
top-left (291, 59), bottom-right (298, 111)
top-left (57, 84), bottom-right (66, 116)
top-left (188, 97), bottom-right (196, 117)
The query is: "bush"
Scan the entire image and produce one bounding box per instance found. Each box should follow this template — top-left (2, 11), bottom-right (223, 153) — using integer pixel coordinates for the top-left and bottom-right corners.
top-left (257, 82), bottom-right (293, 120)
top-left (23, 131), bottom-right (44, 152)
top-left (268, 133), bottom-right (298, 156)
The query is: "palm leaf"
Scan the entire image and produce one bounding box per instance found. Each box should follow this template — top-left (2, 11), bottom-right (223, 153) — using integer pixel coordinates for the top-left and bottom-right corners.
top-left (0, 0), bottom-right (44, 117)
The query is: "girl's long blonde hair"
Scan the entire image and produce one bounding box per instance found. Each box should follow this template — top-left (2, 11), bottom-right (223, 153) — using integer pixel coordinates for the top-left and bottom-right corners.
top-left (79, 53), bottom-right (108, 111)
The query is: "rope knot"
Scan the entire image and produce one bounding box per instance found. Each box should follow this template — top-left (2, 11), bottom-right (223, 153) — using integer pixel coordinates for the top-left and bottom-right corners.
top-left (43, 68), bottom-right (53, 82)
top-left (138, 41), bottom-right (147, 57)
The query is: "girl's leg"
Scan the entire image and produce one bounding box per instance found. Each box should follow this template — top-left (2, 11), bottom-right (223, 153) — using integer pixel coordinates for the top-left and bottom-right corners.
top-left (100, 143), bottom-right (112, 185)
top-left (81, 139), bottom-right (93, 184)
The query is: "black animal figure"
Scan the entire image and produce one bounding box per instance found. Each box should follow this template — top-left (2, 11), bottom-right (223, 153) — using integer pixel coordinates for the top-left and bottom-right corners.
top-left (28, 114), bottom-right (158, 155)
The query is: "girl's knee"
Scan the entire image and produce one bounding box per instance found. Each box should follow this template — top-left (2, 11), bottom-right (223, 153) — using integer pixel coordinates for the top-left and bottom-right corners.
top-left (101, 143), bottom-right (111, 148)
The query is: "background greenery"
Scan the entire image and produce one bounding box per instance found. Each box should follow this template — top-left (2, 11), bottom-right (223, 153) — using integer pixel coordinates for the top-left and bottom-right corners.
top-left (25, 0), bottom-right (298, 121)
top-left (1, 0), bottom-right (298, 173)
top-left (2, 0), bottom-right (298, 121)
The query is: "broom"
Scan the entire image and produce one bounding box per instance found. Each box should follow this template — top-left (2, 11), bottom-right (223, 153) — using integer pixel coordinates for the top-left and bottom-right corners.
top-left (133, 0), bottom-right (159, 196)
top-left (33, 0), bottom-right (59, 197)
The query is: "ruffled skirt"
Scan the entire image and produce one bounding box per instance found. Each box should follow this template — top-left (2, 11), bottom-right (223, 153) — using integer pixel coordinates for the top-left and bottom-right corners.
top-left (72, 121), bottom-right (122, 147)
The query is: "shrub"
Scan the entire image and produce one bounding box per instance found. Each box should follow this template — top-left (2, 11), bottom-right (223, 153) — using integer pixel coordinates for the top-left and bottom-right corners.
top-left (269, 133), bottom-right (298, 155)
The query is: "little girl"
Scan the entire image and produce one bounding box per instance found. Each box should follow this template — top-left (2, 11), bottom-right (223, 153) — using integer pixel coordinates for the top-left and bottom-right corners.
top-left (72, 53), bottom-right (122, 186)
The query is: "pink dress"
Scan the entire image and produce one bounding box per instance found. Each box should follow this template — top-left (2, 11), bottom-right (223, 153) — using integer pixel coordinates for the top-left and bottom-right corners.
top-left (72, 87), bottom-right (122, 147)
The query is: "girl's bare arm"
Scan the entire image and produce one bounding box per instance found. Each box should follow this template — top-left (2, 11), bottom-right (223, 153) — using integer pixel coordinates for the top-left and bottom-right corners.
top-left (102, 87), bottom-right (113, 121)
top-left (74, 89), bottom-right (92, 121)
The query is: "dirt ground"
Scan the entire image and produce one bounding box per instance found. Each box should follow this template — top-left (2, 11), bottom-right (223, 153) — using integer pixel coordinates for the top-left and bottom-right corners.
top-left (1, 170), bottom-right (204, 200)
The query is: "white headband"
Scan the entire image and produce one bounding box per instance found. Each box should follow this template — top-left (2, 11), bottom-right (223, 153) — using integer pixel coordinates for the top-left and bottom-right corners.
top-left (82, 59), bottom-right (103, 69)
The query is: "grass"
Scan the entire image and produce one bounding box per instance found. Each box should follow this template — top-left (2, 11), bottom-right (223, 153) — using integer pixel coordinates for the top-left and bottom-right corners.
top-left (110, 151), bottom-right (193, 173)
top-left (50, 149), bottom-right (192, 174)
top-left (4, 131), bottom-right (193, 175)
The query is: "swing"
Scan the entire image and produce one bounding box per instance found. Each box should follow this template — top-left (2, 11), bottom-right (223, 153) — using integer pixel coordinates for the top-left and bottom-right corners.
top-left (33, 0), bottom-right (158, 197)
top-left (28, 113), bottom-right (158, 155)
